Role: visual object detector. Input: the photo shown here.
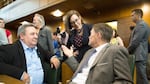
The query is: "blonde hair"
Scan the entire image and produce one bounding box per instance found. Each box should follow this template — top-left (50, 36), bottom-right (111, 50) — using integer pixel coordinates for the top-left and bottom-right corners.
top-left (34, 13), bottom-right (45, 27)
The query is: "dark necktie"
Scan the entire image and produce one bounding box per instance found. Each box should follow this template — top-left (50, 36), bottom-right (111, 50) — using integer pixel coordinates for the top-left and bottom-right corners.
top-left (28, 48), bottom-right (33, 51)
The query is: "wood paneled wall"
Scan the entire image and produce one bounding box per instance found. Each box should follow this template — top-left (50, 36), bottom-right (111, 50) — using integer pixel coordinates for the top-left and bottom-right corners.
top-left (84, 2), bottom-right (150, 47)
top-left (10, 2), bottom-right (150, 45)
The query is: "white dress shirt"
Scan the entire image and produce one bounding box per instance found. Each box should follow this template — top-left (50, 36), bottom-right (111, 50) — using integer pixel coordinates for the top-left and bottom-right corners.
top-left (72, 43), bottom-right (108, 84)
top-left (21, 40), bottom-right (44, 84)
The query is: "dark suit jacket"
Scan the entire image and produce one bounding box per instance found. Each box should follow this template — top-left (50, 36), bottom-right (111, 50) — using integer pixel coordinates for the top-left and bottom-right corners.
top-left (66, 44), bottom-right (133, 84)
top-left (128, 20), bottom-right (150, 61)
top-left (66, 24), bottom-right (92, 62)
top-left (0, 40), bottom-right (52, 82)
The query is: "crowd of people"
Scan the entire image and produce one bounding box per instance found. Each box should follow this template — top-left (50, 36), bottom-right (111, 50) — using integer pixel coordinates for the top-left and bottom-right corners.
top-left (0, 8), bottom-right (149, 84)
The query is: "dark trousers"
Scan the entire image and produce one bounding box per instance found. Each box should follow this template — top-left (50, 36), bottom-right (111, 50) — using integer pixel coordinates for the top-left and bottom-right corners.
top-left (44, 63), bottom-right (57, 84)
top-left (136, 61), bottom-right (149, 84)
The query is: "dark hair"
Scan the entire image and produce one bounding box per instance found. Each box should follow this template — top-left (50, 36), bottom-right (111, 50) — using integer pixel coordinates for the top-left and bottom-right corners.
top-left (0, 18), bottom-right (5, 23)
top-left (0, 18), bottom-right (4, 20)
top-left (53, 32), bottom-right (58, 36)
top-left (93, 23), bottom-right (113, 42)
top-left (132, 9), bottom-right (143, 18)
top-left (113, 30), bottom-right (119, 38)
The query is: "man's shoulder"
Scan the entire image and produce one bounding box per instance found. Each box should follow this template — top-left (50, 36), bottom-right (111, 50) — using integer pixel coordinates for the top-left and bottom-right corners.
top-left (0, 42), bottom-right (18, 52)
top-left (41, 26), bottom-right (52, 32)
top-left (108, 44), bottom-right (127, 52)
top-left (3, 40), bottom-right (23, 50)
top-left (138, 20), bottom-right (149, 27)
top-left (43, 26), bottom-right (51, 30)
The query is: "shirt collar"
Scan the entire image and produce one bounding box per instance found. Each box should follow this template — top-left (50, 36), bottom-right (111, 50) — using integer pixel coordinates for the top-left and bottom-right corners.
top-left (20, 40), bottom-right (37, 50)
top-left (95, 43), bottom-right (108, 53)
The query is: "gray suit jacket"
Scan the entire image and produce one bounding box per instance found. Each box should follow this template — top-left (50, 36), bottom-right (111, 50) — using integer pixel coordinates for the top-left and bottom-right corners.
top-left (66, 44), bottom-right (133, 84)
top-left (38, 26), bottom-right (54, 55)
top-left (128, 20), bottom-right (149, 61)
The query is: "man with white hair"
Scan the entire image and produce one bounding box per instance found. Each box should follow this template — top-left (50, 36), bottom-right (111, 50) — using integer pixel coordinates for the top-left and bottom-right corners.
top-left (33, 13), bottom-right (59, 84)
top-left (0, 23), bottom-right (60, 84)
top-left (33, 13), bottom-right (54, 55)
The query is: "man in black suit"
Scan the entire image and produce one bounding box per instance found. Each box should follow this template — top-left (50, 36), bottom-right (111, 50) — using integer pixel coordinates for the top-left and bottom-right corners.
top-left (0, 23), bottom-right (60, 84)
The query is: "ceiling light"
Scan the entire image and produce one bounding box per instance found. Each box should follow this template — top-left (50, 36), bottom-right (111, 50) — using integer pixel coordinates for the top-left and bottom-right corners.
top-left (106, 21), bottom-right (118, 30)
top-left (142, 4), bottom-right (150, 13)
top-left (51, 9), bottom-right (64, 17)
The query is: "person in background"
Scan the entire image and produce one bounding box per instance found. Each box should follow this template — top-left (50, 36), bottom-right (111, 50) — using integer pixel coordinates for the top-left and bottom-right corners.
top-left (52, 32), bottom-right (61, 58)
top-left (0, 18), bottom-right (13, 44)
top-left (61, 23), bottom-right (133, 84)
top-left (110, 29), bottom-right (124, 46)
top-left (0, 23), bottom-right (60, 84)
top-left (33, 13), bottom-right (54, 55)
top-left (63, 10), bottom-right (92, 62)
top-left (128, 9), bottom-right (150, 84)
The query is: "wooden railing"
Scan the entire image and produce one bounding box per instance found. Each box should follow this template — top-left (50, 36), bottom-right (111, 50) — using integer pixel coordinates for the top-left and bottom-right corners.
top-left (0, 75), bottom-right (24, 84)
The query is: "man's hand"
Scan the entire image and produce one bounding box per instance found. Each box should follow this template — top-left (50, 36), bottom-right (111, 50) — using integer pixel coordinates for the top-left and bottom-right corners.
top-left (50, 56), bottom-right (60, 69)
top-left (21, 72), bottom-right (30, 84)
top-left (61, 45), bottom-right (73, 57)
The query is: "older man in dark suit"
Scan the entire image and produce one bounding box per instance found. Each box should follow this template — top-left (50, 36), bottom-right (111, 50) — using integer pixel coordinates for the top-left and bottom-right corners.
top-left (62, 23), bottom-right (133, 84)
top-left (128, 9), bottom-right (150, 84)
top-left (0, 24), bottom-right (60, 84)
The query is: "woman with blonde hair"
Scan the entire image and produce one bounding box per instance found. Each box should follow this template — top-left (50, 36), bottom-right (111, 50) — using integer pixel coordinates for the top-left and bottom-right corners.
top-left (110, 29), bottom-right (124, 46)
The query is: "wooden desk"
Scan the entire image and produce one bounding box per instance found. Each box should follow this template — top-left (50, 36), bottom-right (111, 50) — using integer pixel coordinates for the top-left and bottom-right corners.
top-left (0, 75), bottom-right (24, 84)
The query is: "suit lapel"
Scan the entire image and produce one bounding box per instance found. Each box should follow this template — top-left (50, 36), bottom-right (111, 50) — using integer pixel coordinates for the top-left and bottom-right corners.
top-left (130, 27), bottom-right (136, 43)
top-left (72, 44), bottom-right (110, 79)
top-left (72, 48), bottom-right (95, 78)
top-left (91, 44), bottom-right (110, 68)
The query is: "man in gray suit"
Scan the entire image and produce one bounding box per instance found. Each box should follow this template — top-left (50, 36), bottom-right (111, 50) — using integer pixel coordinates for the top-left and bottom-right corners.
top-left (62, 23), bottom-right (133, 84)
top-left (128, 9), bottom-right (150, 84)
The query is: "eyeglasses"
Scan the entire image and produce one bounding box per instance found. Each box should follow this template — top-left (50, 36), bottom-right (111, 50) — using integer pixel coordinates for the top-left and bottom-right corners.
top-left (70, 18), bottom-right (79, 25)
